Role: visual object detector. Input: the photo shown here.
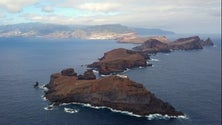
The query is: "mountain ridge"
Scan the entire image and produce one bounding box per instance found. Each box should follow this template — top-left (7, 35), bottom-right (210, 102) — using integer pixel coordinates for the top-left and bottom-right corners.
top-left (0, 23), bottom-right (175, 39)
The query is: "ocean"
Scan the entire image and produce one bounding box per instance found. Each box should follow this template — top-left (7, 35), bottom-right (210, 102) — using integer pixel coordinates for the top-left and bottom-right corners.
top-left (0, 35), bottom-right (221, 125)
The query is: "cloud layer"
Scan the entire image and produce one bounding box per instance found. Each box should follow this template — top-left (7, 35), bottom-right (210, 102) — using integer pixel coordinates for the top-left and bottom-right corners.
top-left (0, 0), bottom-right (221, 33)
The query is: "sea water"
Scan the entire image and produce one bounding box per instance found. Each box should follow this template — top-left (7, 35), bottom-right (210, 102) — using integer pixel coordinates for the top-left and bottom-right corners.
top-left (0, 35), bottom-right (221, 125)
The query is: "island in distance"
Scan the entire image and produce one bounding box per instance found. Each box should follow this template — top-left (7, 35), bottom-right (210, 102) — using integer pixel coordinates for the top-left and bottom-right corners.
top-left (44, 68), bottom-right (184, 117)
top-left (132, 36), bottom-right (214, 54)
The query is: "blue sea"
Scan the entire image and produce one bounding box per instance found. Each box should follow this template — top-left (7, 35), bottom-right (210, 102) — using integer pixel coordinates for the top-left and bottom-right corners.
top-left (0, 35), bottom-right (221, 125)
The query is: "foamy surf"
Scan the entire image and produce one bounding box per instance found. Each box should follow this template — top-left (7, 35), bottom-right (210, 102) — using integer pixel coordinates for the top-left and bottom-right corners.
top-left (139, 66), bottom-right (144, 69)
top-left (39, 85), bottom-right (48, 92)
top-left (44, 104), bottom-right (55, 111)
top-left (64, 107), bottom-right (79, 114)
top-left (92, 70), bottom-right (99, 73)
top-left (68, 102), bottom-right (188, 120)
top-left (146, 113), bottom-right (188, 120)
top-left (41, 95), bottom-right (48, 101)
top-left (123, 68), bottom-right (130, 73)
top-left (150, 58), bottom-right (159, 62)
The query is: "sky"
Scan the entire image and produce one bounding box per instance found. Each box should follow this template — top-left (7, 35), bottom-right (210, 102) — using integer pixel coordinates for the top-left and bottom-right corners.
top-left (0, 0), bottom-right (221, 34)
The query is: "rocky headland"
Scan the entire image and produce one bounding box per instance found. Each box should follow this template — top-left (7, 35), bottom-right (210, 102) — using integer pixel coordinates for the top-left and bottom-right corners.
top-left (87, 48), bottom-right (151, 75)
top-left (133, 36), bottom-right (214, 53)
top-left (117, 33), bottom-right (170, 44)
top-left (44, 68), bottom-right (184, 117)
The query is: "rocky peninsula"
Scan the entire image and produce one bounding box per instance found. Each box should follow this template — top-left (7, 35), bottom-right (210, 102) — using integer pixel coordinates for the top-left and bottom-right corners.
top-left (88, 48), bottom-right (151, 75)
top-left (133, 36), bottom-right (214, 53)
top-left (117, 33), bottom-right (170, 44)
top-left (44, 68), bottom-right (184, 117)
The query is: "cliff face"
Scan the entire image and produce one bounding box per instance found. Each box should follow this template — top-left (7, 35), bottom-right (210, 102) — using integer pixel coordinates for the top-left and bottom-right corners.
top-left (200, 38), bottom-right (214, 46)
top-left (45, 68), bottom-right (184, 117)
top-left (133, 39), bottom-right (171, 53)
top-left (88, 48), bottom-right (151, 75)
top-left (133, 36), bottom-right (214, 54)
top-left (169, 36), bottom-right (203, 50)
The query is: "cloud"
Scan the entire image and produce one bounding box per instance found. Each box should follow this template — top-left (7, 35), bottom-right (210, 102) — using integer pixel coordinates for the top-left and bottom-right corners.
top-left (0, 0), bottom-right (37, 13)
top-left (42, 6), bottom-right (54, 13)
top-left (1, 0), bottom-right (221, 33)
top-left (0, 13), bottom-right (5, 18)
top-left (77, 2), bottom-right (120, 12)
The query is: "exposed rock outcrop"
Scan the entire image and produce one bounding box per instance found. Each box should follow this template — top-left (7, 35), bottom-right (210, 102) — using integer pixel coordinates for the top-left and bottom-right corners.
top-left (45, 69), bottom-right (184, 117)
top-left (133, 39), bottom-right (171, 53)
top-left (61, 68), bottom-right (77, 76)
top-left (78, 69), bottom-right (96, 80)
top-left (133, 36), bottom-right (214, 54)
top-left (87, 48), bottom-right (151, 75)
top-left (200, 38), bottom-right (214, 46)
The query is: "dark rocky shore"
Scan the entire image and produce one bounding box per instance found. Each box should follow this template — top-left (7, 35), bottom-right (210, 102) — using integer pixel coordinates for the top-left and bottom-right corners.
top-left (45, 68), bottom-right (184, 117)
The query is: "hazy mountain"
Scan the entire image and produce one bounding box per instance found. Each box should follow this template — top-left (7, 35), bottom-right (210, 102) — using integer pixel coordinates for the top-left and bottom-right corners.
top-left (0, 23), bottom-right (175, 39)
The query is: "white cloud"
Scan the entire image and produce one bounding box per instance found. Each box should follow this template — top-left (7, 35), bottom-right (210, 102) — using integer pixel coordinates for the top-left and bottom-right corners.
top-left (0, 0), bottom-right (37, 12)
top-left (42, 6), bottom-right (54, 12)
top-left (0, 13), bottom-right (5, 18)
top-left (77, 2), bottom-right (120, 12)
top-left (1, 0), bottom-right (221, 33)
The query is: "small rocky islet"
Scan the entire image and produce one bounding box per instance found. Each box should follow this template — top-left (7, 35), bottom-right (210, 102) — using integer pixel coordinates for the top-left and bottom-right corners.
top-left (43, 35), bottom-right (214, 118)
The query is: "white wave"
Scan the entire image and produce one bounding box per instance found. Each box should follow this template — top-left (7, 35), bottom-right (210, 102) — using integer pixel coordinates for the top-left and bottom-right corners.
top-left (150, 58), bottom-right (159, 62)
top-left (146, 114), bottom-right (188, 120)
top-left (64, 107), bottom-right (79, 114)
top-left (92, 70), bottom-right (99, 73)
top-left (164, 54), bottom-right (170, 56)
top-left (69, 101), bottom-right (188, 120)
top-left (100, 74), bottom-right (111, 77)
top-left (213, 45), bottom-right (217, 47)
top-left (44, 104), bottom-right (54, 111)
top-left (139, 66), bottom-right (144, 69)
top-left (59, 103), bottom-right (72, 106)
top-left (41, 95), bottom-right (48, 101)
top-left (123, 68), bottom-right (130, 73)
top-left (39, 85), bottom-right (48, 92)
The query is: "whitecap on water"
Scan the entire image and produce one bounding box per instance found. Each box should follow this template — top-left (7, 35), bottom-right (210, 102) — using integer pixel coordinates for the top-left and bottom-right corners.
top-left (41, 95), bottom-right (48, 101)
top-left (64, 107), bottom-right (79, 114)
top-left (92, 70), bottom-right (99, 73)
top-left (39, 85), bottom-right (48, 92)
top-left (139, 66), bottom-right (144, 69)
top-left (150, 58), bottom-right (159, 62)
top-left (44, 104), bottom-right (54, 111)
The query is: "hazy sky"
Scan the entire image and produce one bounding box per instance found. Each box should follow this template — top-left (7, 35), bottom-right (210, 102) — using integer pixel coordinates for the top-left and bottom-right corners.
top-left (0, 0), bottom-right (221, 33)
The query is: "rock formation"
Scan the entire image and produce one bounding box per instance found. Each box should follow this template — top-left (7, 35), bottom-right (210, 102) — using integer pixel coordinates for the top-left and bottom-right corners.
top-left (45, 68), bottom-right (184, 117)
top-left (133, 36), bottom-right (214, 54)
top-left (133, 39), bottom-right (171, 53)
top-left (61, 68), bottom-right (77, 76)
top-left (117, 33), bottom-right (170, 44)
top-left (78, 69), bottom-right (96, 80)
top-left (200, 38), bottom-right (214, 46)
top-left (87, 48), bottom-right (151, 75)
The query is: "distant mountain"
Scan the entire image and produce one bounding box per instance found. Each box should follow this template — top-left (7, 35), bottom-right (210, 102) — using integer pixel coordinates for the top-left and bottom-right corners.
top-left (0, 23), bottom-right (175, 39)
top-left (131, 27), bottom-right (175, 35)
